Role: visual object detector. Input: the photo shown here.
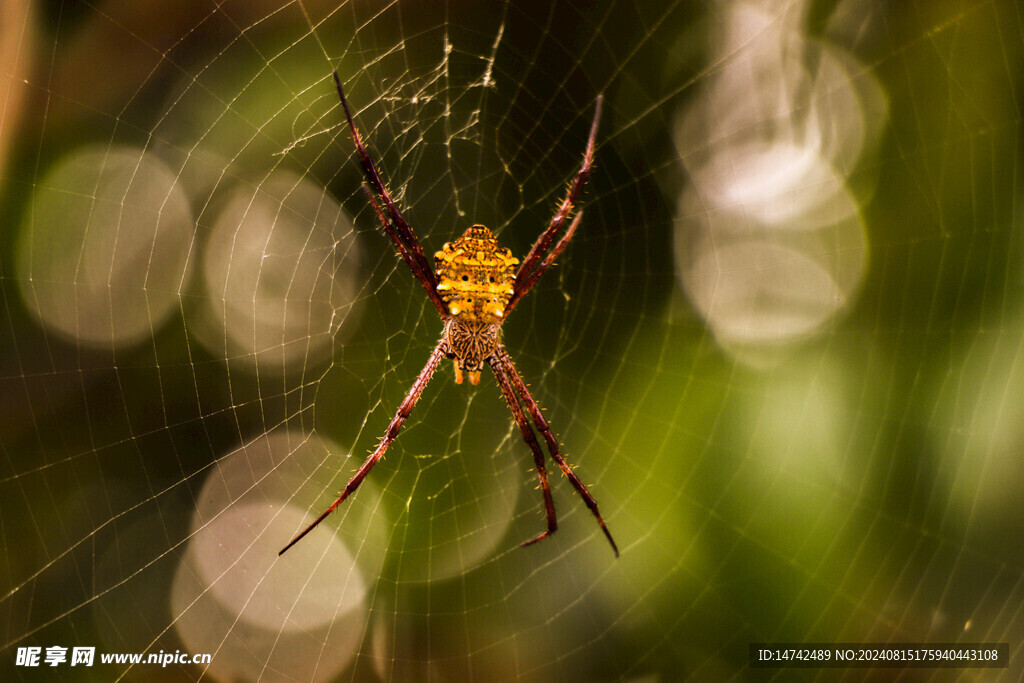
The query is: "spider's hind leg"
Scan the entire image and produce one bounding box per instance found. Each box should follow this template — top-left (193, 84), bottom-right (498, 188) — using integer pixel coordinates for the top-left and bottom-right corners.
top-left (333, 72), bottom-right (450, 319)
top-left (507, 94), bottom-right (602, 314)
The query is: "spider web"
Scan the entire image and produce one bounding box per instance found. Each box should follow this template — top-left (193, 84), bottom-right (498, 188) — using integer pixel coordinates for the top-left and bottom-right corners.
top-left (2, 0), bottom-right (1023, 680)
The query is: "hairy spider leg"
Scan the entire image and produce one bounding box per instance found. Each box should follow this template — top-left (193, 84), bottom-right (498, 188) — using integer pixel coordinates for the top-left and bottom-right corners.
top-left (333, 71), bottom-right (445, 312)
top-left (279, 343), bottom-right (446, 556)
top-left (488, 355), bottom-right (558, 546)
top-left (507, 211), bottom-right (583, 316)
top-left (508, 94), bottom-right (602, 313)
top-left (361, 184), bottom-right (449, 317)
top-left (497, 350), bottom-right (619, 557)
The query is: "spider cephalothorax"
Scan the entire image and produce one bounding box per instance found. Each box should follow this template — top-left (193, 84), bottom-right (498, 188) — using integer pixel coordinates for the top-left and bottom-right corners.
top-left (279, 72), bottom-right (618, 558)
top-left (435, 225), bottom-right (518, 384)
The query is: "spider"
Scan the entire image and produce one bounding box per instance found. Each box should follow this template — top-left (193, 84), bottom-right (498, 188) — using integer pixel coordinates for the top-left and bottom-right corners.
top-left (279, 72), bottom-right (618, 558)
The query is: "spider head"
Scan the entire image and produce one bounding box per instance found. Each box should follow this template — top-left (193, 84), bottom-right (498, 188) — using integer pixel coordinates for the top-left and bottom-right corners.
top-left (434, 225), bottom-right (519, 323)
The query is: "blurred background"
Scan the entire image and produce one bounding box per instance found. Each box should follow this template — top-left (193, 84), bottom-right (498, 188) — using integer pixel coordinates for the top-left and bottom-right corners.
top-left (1, 0), bottom-right (1022, 680)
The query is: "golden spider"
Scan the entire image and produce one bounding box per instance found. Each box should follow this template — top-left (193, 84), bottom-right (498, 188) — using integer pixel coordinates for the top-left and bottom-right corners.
top-left (280, 72), bottom-right (617, 557)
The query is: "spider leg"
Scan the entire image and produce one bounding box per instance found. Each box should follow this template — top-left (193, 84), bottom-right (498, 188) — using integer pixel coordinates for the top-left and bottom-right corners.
top-left (497, 349), bottom-right (619, 557)
top-left (279, 342), bottom-right (446, 555)
top-left (361, 184), bottom-right (450, 317)
top-left (332, 71), bottom-right (440, 299)
top-left (506, 211), bottom-right (583, 316)
top-left (509, 94), bottom-right (601, 312)
top-left (487, 355), bottom-right (558, 547)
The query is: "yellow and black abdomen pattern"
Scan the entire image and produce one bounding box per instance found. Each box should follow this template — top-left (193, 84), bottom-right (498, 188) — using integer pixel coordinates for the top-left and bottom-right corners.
top-left (434, 225), bottom-right (519, 323)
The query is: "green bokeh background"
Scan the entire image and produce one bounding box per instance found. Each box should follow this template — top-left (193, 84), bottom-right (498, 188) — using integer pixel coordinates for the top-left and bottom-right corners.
top-left (1, 0), bottom-right (1022, 680)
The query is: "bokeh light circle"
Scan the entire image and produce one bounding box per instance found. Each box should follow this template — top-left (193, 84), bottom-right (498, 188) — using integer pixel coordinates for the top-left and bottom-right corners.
top-left (16, 146), bottom-right (194, 347)
top-left (191, 170), bottom-right (359, 373)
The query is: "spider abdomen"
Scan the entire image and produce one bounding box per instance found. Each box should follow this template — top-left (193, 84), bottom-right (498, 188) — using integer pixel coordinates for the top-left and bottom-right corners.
top-left (434, 225), bottom-right (519, 324)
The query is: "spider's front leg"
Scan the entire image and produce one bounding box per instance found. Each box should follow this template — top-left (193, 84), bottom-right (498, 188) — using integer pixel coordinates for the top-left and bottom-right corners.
top-left (279, 342), bottom-right (446, 555)
top-left (496, 349), bottom-right (619, 557)
top-left (488, 354), bottom-right (558, 547)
